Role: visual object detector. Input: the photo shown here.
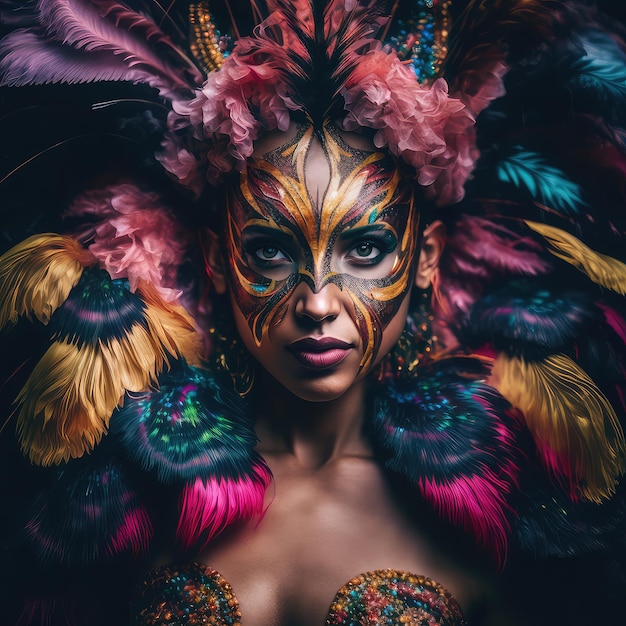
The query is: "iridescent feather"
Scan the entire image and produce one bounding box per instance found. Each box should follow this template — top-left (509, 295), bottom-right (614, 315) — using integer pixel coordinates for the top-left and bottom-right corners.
top-left (112, 364), bottom-right (271, 548)
top-left (468, 285), bottom-right (593, 357)
top-left (371, 358), bottom-right (521, 564)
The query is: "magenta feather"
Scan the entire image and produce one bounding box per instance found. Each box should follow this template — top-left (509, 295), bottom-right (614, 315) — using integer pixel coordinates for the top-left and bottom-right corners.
top-left (438, 215), bottom-right (551, 317)
top-left (177, 463), bottom-right (271, 550)
top-left (0, 0), bottom-right (201, 98)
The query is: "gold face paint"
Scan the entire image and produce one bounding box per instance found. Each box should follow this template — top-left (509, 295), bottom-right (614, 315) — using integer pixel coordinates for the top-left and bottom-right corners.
top-left (223, 122), bottom-right (418, 371)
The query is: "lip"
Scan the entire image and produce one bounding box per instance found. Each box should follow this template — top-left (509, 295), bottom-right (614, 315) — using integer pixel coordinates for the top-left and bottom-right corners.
top-left (287, 337), bottom-right (353, 369)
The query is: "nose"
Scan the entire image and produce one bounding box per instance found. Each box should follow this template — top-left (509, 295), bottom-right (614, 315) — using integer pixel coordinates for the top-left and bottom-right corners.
top-left (293, 282), bottom-right (342, 323)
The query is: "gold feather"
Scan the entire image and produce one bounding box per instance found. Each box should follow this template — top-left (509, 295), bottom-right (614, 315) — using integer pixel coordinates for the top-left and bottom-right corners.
top-left (138, 281), bottom-right (203, 367)
top-left (16, 342), bottom-right (121, 465)
top-left (525, 220), bottom-right (626, 294)
top-left (16, 282), bottom-right (202, 465)
top-left (491, 353), bottom-right (626, 502)
top-left (0, 234), bottom-right (96, 328)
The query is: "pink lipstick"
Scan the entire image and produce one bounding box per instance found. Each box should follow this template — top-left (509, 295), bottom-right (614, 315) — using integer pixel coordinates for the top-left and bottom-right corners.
top-left (287, 337), bottom-right (352, 369)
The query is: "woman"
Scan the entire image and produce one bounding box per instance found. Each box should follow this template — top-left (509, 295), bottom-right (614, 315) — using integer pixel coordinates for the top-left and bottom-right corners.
top-left (141, 121), bottom-right (496, 625)
top-left (1, 1), bottom-right (626, 624)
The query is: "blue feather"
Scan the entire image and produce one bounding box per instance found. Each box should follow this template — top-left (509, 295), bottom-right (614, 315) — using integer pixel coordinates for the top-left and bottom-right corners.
top-left (569, 31), bottom-right (626, 114)
top-left (497, 148), bottom-right (587, 215)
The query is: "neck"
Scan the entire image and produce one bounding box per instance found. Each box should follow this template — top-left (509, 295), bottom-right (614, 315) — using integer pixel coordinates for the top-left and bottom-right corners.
top-left (252, 372), bottom-right (373, 469)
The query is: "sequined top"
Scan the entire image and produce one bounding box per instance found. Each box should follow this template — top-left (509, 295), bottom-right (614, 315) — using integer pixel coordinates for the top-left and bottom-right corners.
top-left (132, 563), bottom-right (466, 625)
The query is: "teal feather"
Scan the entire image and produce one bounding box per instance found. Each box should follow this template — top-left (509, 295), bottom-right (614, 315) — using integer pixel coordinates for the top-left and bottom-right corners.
top-left (497, 148), bottom-right (586, 215)
top-left (569, 31), bottom-right (626, 118)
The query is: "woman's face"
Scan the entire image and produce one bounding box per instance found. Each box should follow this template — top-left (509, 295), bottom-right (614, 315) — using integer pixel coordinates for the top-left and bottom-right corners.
top-left (221, 122), bottom-right (420, 401)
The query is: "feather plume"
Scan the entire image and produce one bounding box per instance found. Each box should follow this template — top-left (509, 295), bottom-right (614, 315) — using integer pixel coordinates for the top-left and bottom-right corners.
top-left (497, 149), bottom-right (587, 215)
top-left (16, 336), bottom-right (150, 465)
top-left (468, 285), bottom-right (593, 358)
top-left (113, 363), bottom-right (271, 547)
top-left (177, 466), bottom-right (271, 549)
top-left (568, 31), bottom-right (626, 123)
top-left (14, 268), bottom-right (201, 465)
top-left (67, 183), bottom-right (190, 302)
top-left (160, 0), bottom-right (477, 204)
top-left (525, 220), bottom-right (626, 294)
top-left (26, 459), bottom-right (152, 564)
top-left (437, 216), bottom-right (551, 317)
top-left (371, 357), bottom-right (521, 564)
top-left (0, 0), bottom-right (201, 98)
top-left (0, 233), bottom-right (96, 328)
top-left (0, 31), bottom-right (140, 86)
top-left (514, 477), bottom-right (626, 558)
top-left (112, 364), bottom-right (261, 483)
top-left (491, 353), bottom-right (626, 503)
top-left (138, 281), bottom-right (202, 367)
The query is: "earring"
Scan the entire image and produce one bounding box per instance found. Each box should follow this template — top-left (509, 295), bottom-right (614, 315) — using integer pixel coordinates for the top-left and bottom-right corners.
top-left (381, 286), bottom-right (435, 380)
top-left (208, 297), bottom-right (256, 397)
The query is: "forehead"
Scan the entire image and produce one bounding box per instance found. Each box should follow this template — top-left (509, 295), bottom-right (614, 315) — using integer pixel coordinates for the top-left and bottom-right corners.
top-left (230, 122), bottom-right (410, 228)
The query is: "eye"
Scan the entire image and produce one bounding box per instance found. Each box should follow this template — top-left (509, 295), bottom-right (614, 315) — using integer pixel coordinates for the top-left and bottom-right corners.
top-left (254, 246), bottom-right (288, 262)
top-left (345, 240), bottom-right (385, 265)
top-left (244, 241), bottom-right (294, 279)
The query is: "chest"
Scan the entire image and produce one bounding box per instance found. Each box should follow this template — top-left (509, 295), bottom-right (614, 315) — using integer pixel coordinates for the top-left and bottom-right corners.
top-left (197, 459), bottom-right (481, 626)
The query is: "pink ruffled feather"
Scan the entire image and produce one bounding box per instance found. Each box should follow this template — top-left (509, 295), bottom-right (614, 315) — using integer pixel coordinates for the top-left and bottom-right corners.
top-left (66, 184), bottom-right (189, 301)
top-left (341, 49), bottom-right (476, 206)
top-left (158, 0), bottom-right (505, 206)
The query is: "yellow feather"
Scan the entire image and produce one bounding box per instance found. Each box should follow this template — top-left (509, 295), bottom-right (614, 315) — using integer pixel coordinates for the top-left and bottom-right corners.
top-left (16, 330), bottom-right (169, 466)
top-left (525, 220), bottom-right (626, 294)
top-left (0, 233), bottom-right (96, 328)
top-left (16, 342), bottom-right (120, 465)
top-left (138, 281), bottom-right (203, 366)
top-left (15, 282), bottom-right (202, 465)
top-left (491, 353), bottom-right (626, 502)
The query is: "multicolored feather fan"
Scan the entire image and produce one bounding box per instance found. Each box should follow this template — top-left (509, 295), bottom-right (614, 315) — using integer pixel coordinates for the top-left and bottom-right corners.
top-left (0, 235), bottom-right (201, 465)
top-left (112, 363), bottom-right (272, 549)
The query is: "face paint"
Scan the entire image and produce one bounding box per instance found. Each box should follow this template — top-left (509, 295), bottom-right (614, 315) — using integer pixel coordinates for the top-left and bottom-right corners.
top-left (223, 122), bottom-right (418, 371)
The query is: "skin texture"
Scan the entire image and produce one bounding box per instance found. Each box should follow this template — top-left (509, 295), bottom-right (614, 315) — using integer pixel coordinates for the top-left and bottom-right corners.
top-left (203, 123), bottom-right (524, 625)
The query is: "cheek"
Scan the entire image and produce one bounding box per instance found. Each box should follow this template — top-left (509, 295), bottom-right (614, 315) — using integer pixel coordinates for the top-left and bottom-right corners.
top-left (223, 234), bottom-right (298, 345)
top-left (339, 266), bottom-right (414, 371)
top-left (374, 291), bottom-right (412, 366)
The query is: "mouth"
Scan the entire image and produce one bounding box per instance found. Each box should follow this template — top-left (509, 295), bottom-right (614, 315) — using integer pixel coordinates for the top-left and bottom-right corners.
top-left (287, 337), bottom-right (353, 370)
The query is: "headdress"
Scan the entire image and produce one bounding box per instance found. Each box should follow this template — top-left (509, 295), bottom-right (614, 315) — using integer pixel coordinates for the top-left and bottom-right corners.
top-left (1, 1), bottom-right (626, 623)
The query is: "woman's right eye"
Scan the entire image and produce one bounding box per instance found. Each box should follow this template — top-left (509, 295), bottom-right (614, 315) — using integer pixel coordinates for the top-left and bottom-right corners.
top-left (254, 246), bottom-right (287, 262)
top-left (245, 243), bottom-right (293, 274)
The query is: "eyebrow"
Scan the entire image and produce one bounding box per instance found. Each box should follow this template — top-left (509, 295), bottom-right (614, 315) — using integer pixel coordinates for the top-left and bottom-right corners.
top-left (338, 224), bottom-right (395, 241)
top-left (241, 224), bottom-right (295, 245)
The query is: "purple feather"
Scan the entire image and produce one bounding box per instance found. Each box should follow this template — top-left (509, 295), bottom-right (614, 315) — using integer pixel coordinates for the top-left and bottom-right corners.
top-left (0, 0), bottom-right (202, 98)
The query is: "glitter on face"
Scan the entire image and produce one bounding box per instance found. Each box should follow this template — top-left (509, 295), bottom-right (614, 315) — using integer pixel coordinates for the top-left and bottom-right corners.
top-left (223, 121), bottom-right (418, 371)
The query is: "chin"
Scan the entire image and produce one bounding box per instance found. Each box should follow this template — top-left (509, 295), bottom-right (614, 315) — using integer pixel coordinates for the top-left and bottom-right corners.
top-left (267, 369), bottom-right (365, 404)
